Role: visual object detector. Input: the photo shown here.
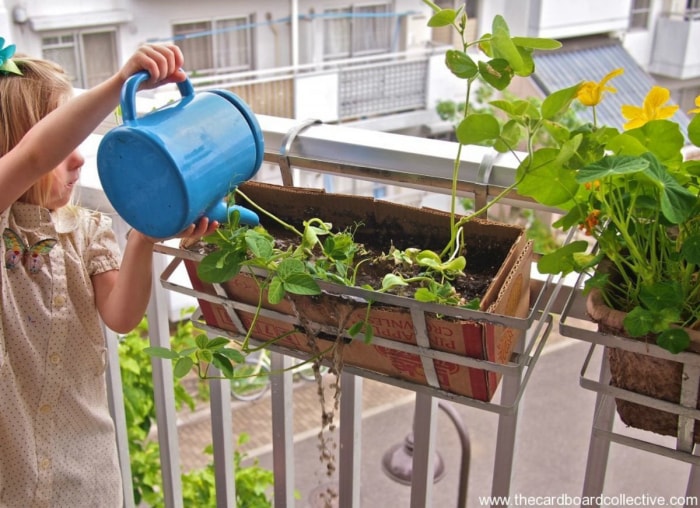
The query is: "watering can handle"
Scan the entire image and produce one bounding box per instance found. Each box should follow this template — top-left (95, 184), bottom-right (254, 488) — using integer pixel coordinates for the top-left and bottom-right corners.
top-left (120, 70), bottom-right (194, 123)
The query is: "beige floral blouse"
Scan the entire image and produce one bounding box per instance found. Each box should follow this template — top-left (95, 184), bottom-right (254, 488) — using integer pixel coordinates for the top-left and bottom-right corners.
top-left (0, 202), bottom-right (123, 508)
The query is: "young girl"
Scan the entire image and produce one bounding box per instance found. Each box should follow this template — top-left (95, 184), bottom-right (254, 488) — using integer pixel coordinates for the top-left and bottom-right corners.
top-left (0, 43), bottom-right (217, 506)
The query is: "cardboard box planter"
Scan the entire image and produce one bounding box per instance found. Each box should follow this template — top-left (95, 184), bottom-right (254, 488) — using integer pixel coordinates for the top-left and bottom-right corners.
top-left (183, 182), bottom-right (533, 402)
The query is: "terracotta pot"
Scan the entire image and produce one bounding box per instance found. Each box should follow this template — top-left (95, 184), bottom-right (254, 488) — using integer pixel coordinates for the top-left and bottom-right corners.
top-left (586, 288), bottom-right (700, 441)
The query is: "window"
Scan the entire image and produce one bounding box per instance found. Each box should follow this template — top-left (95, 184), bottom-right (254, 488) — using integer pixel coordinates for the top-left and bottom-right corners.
top-left (686, 0), bottom-right (700, 20)
top-left (323, 4), bottom-right (392, 60)
top-left (42, 30), bottom-right (118, 88)
top-left (629, 0), bottom-right (651, 29)
top-left (173, 16), bottom-right (252, 74)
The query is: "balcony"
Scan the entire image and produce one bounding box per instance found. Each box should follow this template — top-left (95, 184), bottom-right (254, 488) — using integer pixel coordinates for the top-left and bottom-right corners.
top-left (147, 48), bottom-right (459, 133)
top-left (482, 0), bottom-right (632, 40)
top-left (649, 14), bottom-right (700, 80)
top-left (81, 115), bottom-right (700, 507)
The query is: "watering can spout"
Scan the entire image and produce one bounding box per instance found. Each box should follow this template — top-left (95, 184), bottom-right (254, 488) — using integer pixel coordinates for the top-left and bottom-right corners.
top-left (207, 201), bottom-right (260, 227)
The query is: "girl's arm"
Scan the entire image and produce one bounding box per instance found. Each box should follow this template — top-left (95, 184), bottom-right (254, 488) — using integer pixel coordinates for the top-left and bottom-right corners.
top-left (0, 44), bottom-right (186, 213)
top-left (92, 221), bottom-right (217, 333)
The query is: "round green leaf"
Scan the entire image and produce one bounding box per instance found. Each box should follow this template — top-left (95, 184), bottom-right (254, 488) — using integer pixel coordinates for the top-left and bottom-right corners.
top-left (657, 328), bottom-right (691, 354)
top-left (456, 113), bottom-right (500, 146)
top-left (174, 357), bottom-right (194, 379)
top-left (681, 233), bottom-right (700, 264)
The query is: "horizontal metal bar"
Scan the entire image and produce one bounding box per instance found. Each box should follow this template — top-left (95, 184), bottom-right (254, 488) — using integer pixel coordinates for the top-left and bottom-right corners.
top-left (190, 311), bottom-right (553, 417)
top-left (561, 285), bottom-right (700, 367)
top-left (160, 255), bottom-right (536, 375)
top-left (256, 115), bottom-right (553, 210)
top-left (593, 427), bottom-right (700, 466)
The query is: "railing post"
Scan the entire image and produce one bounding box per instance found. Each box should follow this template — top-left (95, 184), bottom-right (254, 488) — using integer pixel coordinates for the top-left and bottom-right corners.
top-left (209, 372), bottom-right (236, 507)
top-left (411, 393), bottom-right (439, 508)
top-left (338, 372), bottom-right (363, 508)
top-left (148, 253), bottom-right (183, 508)
top-left (104, 326), bottom-right (136, 508)
top-left (270, 352), bottom-right (296, 507)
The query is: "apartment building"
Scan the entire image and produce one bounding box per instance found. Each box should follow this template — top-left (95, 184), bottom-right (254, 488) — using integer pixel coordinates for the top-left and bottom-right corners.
top-left (2, 1), bottom-right (698, 200)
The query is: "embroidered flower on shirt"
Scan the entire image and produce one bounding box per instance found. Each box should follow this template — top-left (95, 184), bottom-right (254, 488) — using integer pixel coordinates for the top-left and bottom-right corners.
top-left (3, 228), bottom-right (57, 273)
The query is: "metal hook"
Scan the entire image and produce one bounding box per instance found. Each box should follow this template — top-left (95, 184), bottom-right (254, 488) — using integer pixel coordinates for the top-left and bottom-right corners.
top-left (473, 149), bottom-right (499, 217)
top-left (278, 118), bottom-right (322, 187)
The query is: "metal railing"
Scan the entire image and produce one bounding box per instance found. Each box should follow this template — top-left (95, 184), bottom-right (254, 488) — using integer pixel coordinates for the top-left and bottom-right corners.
top-left (121, 115), bottom-right (558, 508)
top-left (97, 114), bottom-right (700, 508)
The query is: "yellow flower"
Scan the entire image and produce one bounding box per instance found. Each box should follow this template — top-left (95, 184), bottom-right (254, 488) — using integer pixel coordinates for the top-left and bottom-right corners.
top-left (689, 95), bottom-right (700, 115)
top-left (621, 86), bottom-right (679, 130)
top-left (577, 68), bottom-right (624, 106)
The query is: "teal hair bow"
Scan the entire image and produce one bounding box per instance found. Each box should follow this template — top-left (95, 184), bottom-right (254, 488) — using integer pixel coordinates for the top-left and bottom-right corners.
top-left (0, 37), bottom-right (22, 76)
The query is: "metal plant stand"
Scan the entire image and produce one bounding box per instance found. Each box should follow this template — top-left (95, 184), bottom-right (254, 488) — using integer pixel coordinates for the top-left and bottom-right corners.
top-left (558, 277), bottom-right (700, 507)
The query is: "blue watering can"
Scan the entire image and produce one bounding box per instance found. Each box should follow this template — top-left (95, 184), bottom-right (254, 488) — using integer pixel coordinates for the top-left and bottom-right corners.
top-left (97, 71), bottom-right (263, 238)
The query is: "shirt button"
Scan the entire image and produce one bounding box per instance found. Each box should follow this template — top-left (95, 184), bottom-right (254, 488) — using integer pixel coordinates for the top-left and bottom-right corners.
top-left (39, 404), bottom-right (52, 414)
top-left (40, 458), bottom-right (51, 470)
top-left (49, 353), bottom-right (61, 365)
top-left (53, 295), bottom-right (66, 308)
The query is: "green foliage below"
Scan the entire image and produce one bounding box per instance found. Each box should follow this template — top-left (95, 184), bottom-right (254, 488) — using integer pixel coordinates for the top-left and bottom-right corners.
top-left (119, 315), bottom-right (274, 507)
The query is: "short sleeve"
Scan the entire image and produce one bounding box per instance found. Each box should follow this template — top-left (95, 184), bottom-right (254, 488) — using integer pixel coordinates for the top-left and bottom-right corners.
top-left (83, 211), bottom-right (122, 276)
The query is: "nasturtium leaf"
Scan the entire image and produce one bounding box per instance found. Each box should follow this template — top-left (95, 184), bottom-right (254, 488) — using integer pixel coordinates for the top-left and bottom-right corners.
top-left (516, 148), bottom-right (578, 206)
top-left (576, 155), bottom-right (648, 183)
top-left (657, 329), bottom-right (691, 354)
top-left (639, 282), bottom-right (683, 311)
top-left (681, 233), bottom-right (700, 264)
top-left (623, 307), bottom-right (655, 337)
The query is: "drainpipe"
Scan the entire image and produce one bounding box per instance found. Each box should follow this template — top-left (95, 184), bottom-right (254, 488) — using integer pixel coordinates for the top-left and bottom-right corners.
top-left (266, 12), bottom-right (279, 67)
top-left (291, 0), bottom-right (299, 69)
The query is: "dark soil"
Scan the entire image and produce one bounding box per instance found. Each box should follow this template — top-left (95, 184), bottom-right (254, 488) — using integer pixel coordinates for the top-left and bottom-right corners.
top-left (267, 221), bottom-right (508, 303)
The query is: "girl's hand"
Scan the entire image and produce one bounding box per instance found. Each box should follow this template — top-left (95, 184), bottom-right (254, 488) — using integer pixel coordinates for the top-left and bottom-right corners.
top-left (119, 43), bottom-right (186, 89)
top-left (129, 217), bottom-right (219, 247)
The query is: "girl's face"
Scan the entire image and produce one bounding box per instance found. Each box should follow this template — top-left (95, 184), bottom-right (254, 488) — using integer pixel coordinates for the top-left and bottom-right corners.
top-left (45, 149), bottom-right (83, 210)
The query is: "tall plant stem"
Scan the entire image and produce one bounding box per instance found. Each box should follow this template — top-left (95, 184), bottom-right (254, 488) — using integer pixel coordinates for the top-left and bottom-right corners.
top-left (236, 188), bottom-right (304, 237)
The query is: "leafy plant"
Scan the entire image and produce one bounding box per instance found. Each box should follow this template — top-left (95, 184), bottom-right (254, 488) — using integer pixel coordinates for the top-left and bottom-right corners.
top-left (119, 315), bottom-right (274, 506)
top-left (424, 2), bottom-right (700, 353)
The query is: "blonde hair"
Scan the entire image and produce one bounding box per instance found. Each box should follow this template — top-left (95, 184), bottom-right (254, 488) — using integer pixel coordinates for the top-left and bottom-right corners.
top-left (0, 55), bottom-right (73, 206)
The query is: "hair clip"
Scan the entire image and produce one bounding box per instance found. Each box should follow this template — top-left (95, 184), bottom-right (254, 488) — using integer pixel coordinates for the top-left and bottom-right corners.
top-left (0, 37), bottom-right (22, 76)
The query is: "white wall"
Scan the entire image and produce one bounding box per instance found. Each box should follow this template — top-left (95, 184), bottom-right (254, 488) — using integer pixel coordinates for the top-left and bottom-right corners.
top-left (528, 0), bottom-right (632, 38)
top-left (4, 0), bottom-right (434, 73)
